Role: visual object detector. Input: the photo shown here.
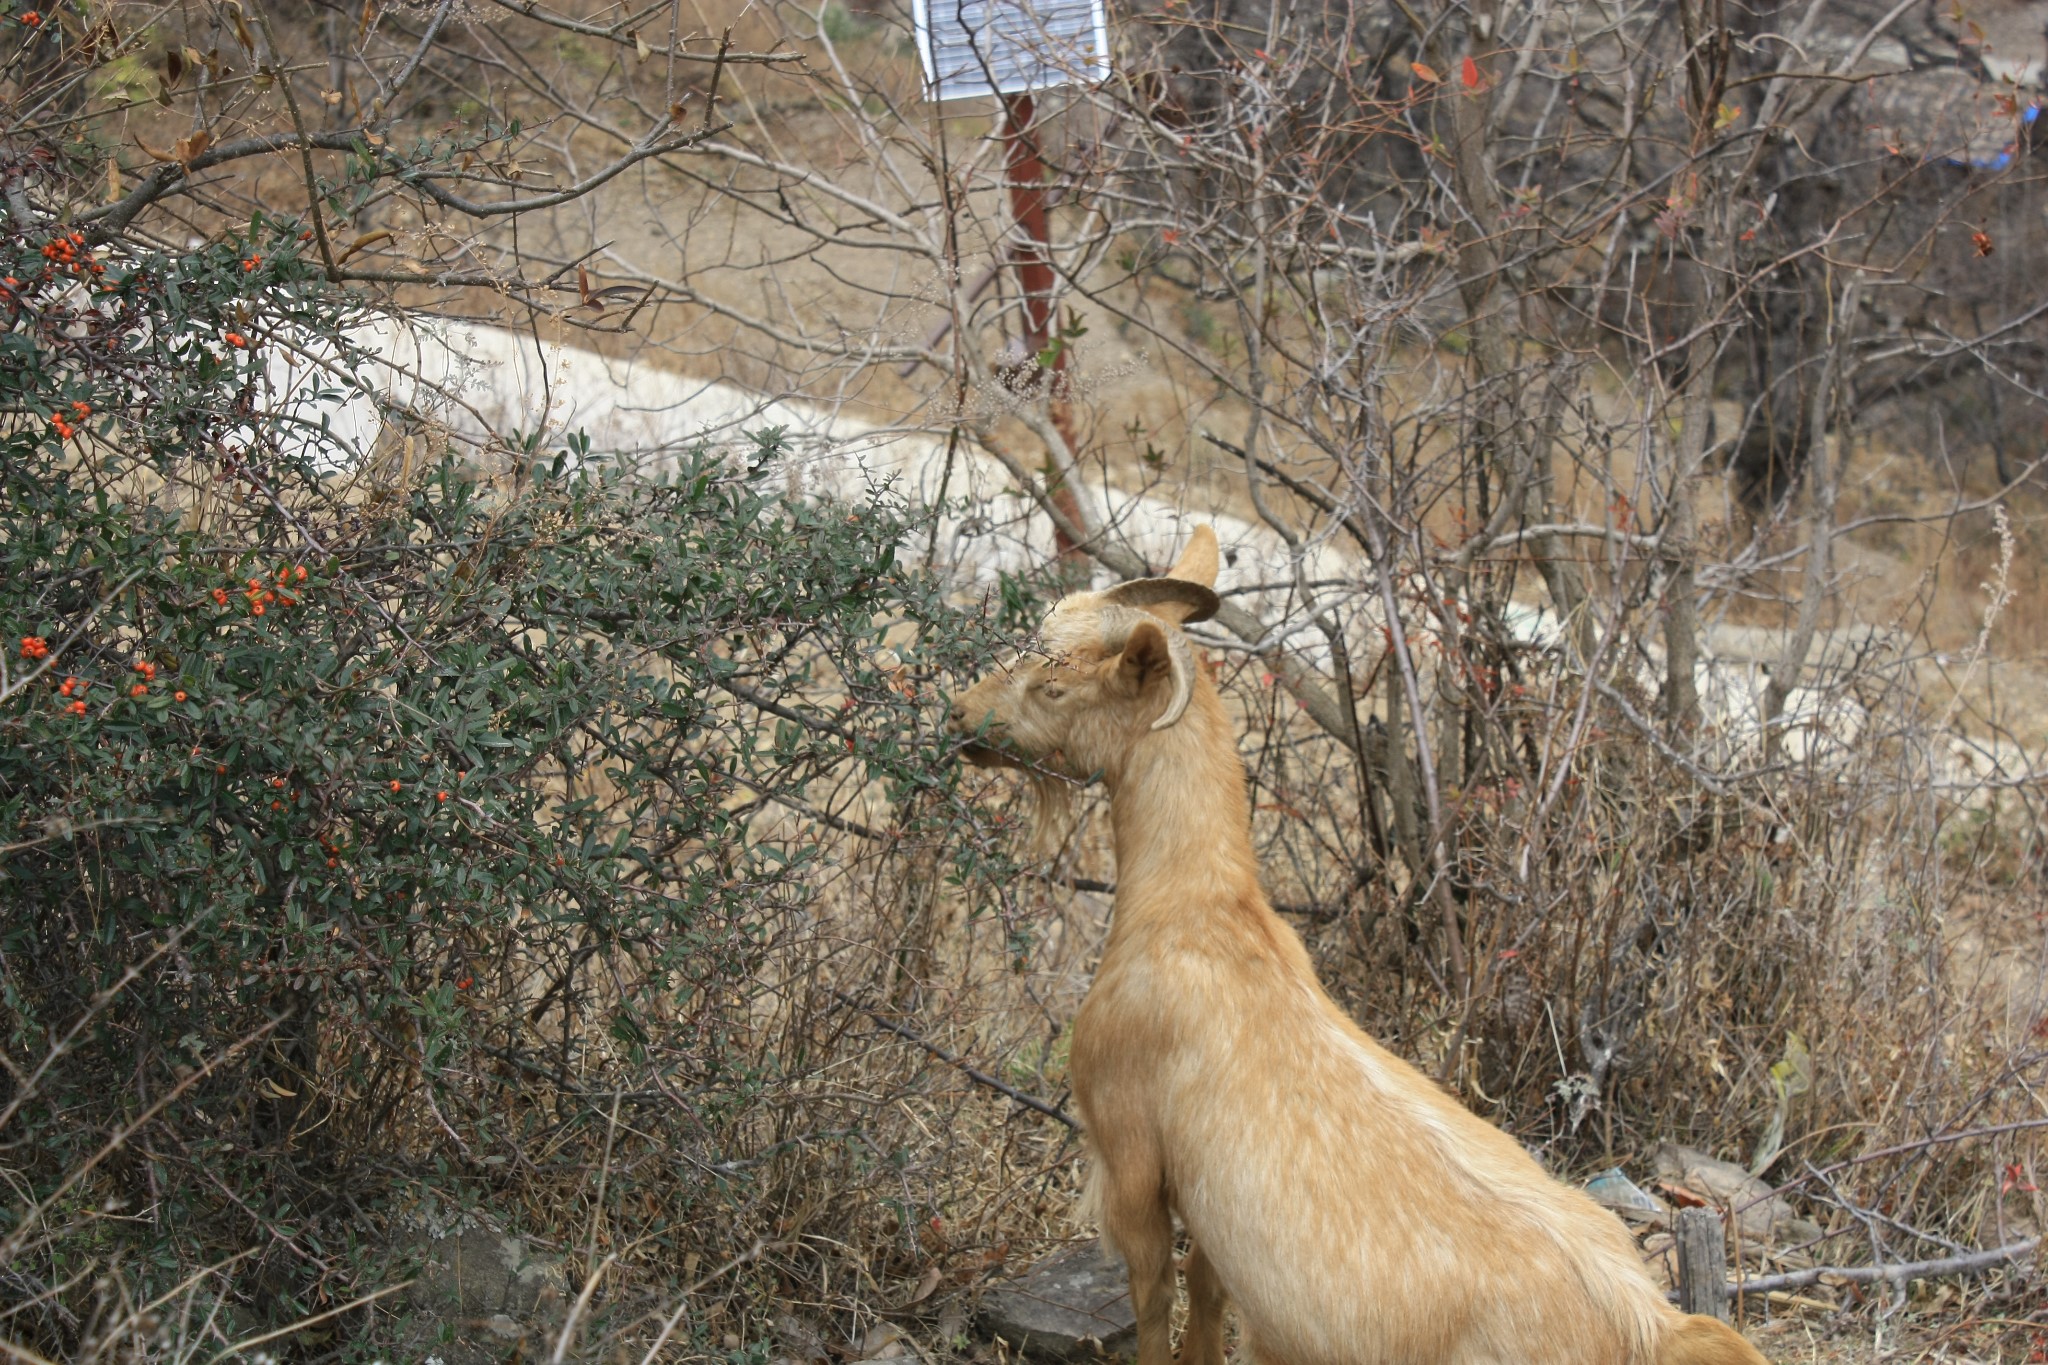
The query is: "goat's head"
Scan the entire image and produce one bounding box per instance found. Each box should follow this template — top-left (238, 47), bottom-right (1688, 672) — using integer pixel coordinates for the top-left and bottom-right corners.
top-left (946, 526), bottom-right (1221, 783)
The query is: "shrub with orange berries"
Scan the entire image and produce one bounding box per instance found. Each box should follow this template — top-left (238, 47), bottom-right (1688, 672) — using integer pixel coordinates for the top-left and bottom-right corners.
top-left (5, 397), bottom-right (999, 1350)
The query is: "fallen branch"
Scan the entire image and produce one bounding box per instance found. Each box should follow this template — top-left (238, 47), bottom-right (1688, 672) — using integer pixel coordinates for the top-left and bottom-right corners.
top-left (1729, 1237), bottom-right (2039, 1297)
top-left (834, 992), bottom-right (1078, 1130)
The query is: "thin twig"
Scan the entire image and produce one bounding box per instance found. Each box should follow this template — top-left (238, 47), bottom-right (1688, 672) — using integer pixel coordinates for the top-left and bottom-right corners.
top-left (550, 1254), bottom-right (615, 1365)
top-left (700, 27), bottom-right (732, 133)
top-left (635, 1240), bottom-right (770, 1365)
top-left (203, 1281), bottom-right (413, 1365)
top-left (1741, 1117), bottom-right (2048, 1217)
top-left (247, 0), bottom-right (341, 281)
top-left (834, 993), bottom-right (1078, 1130)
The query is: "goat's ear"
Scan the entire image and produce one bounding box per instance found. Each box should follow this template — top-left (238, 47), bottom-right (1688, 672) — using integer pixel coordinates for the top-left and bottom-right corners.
top-left (1113, 617), bottom-right (1198, 730)
top-left (1167, 525), bottom-right (1219, 588)
top-left (1115, 617), bottom-right (1172, 689)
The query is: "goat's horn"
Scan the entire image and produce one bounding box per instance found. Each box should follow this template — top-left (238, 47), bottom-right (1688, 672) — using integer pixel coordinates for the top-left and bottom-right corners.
top-left (1102, 606), bottom-right (1200, 731)
top-left (1100, 576), bottom-right (1221, 625)
top-left (1152, 629), bottom-right (1197, 730)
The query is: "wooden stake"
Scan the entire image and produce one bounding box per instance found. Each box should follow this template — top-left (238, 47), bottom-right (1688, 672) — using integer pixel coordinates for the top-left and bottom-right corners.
top-left (1676, 1206), bottom-right (1730, 1322)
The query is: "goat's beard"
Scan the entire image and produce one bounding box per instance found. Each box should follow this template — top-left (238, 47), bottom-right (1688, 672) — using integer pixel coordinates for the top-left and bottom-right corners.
top-left (1022, 768), bottom-right (1083, 862)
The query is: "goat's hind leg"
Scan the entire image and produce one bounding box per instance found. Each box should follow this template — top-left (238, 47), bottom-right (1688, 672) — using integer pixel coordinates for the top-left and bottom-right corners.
top-left (1178, 1241), bottom-right (1226, 1365)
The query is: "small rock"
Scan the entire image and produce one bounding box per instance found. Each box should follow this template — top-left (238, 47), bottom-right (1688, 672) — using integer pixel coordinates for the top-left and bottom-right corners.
top-left (390, 1208), bottom-right (568, 1365)
top-left (407, 1219), bottom-right (565, 1322)
top-left (979, 1243), bottom-right (1135, 1360)
top-left (484, 1313), bottom-right (525, 1341)
top-left (1653, 1144), bottom-right (1823, 1248)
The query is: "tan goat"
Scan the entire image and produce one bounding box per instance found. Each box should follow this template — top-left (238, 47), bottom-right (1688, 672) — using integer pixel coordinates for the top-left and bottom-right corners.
top-left (946, 526), bottom-right (1769, 1365)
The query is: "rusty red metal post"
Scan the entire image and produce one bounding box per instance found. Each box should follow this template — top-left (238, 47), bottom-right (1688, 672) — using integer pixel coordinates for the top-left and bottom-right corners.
top-left (1000, 92), bottom-right (1086, 565)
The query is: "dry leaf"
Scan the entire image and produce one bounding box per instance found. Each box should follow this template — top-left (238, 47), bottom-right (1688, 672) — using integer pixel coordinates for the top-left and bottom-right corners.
top-left (75, 18), bottom-right (115, 62)
top-left (149, 129), bottom-right (214, 168)
top-left (225, 1), bottom-right (256, 54)
top-left (634, 32), bottom-right (651, 62)
top-left (338, 229), bottom-right (392, 264)
top-left (1653, 1179), bottom-right (1707, 1209)
top-left (1411, 60), bottom-right (1440, 83)
top-left (906, 1264), bottom-right (941, 1305)
top-left (859, 1324), bottom-right (907, 1360)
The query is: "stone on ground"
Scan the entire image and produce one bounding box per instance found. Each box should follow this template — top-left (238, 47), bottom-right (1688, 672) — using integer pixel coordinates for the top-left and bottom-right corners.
top-left (979, 1242), bottom-right (1135, 1360)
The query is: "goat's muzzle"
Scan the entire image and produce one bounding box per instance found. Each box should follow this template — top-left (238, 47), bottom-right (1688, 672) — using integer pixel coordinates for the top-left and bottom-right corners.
top-left (945, 699), bottom-right (1018, 768)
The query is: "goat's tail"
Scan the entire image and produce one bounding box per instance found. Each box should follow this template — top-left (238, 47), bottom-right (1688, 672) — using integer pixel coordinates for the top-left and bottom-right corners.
top-left (1657, 1314), bottom-right (1771, 1365)
top-left (1072, 1153), bottom-right (1132, 1267)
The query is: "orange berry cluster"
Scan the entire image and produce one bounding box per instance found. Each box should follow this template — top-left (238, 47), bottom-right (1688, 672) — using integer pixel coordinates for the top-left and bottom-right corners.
top-left (129, 659), bottom-right (157, 698)
top-left (18, 634), bottom-right (49, 660)
top-left (222, 563), bottom-right (309, 617)
top-left (56, 674), bottom-right (88, 715)
top-left (316, 830), bottom-right (349, 868)
top-left (49, 401), bottom-right (90, 441)
top-left (38, 232), bottom-right (103, 280)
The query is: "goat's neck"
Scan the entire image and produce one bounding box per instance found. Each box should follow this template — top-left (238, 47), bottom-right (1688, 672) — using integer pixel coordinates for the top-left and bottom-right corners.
top-left (1103, 688), bottom-right (1263, 933)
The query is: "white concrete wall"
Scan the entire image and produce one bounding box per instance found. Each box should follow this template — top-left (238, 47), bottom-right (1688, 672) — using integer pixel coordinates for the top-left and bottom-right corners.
top-left (289, 320), bottom-right (2025, 792)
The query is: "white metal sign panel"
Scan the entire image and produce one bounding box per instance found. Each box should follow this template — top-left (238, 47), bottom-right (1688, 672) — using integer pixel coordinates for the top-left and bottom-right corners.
top-left (912, 0), bottom-right (1110, 101)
